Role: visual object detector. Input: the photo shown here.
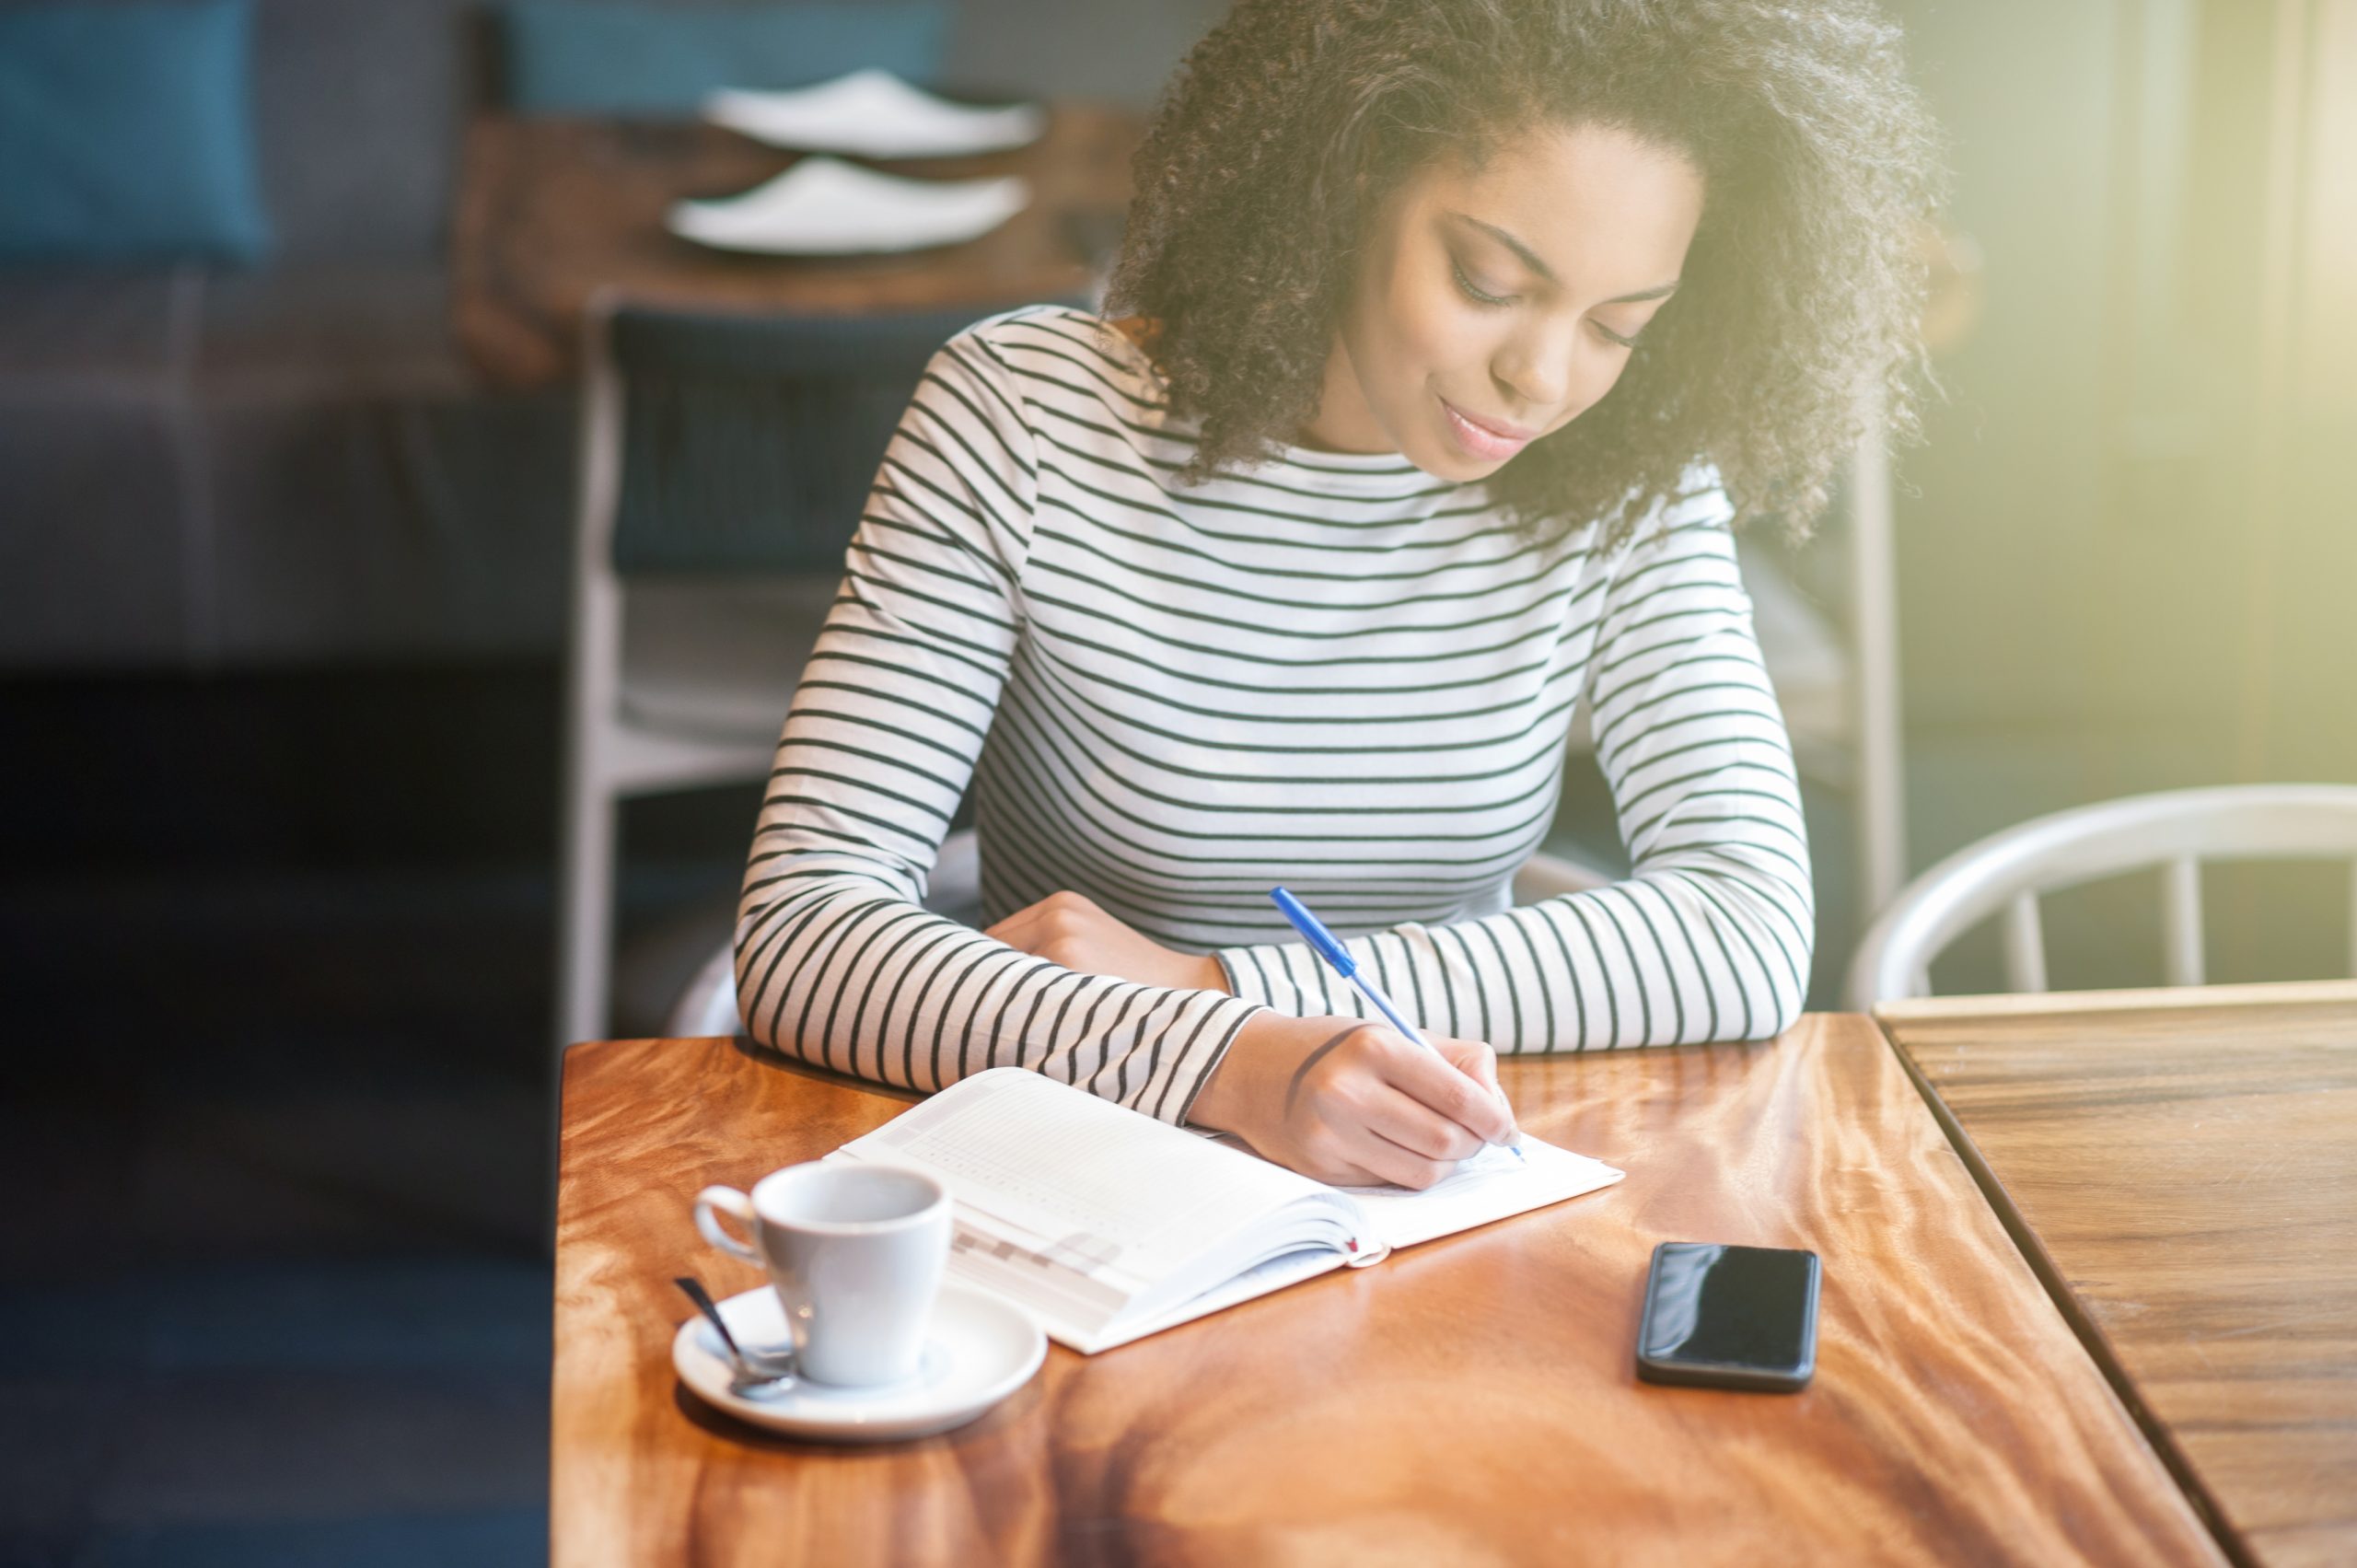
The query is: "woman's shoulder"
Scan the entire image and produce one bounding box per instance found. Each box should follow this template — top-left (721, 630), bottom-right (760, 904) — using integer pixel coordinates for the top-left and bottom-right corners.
top-left (946, 303), bottom-right (1169, 413)
top-left (1608, 463), bottom-right (1738, 554)
top-left (952, 301), bottom-right (1164, 381)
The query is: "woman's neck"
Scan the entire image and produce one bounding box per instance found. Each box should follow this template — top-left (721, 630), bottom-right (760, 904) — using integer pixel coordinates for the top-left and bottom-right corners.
top-left (1294, 335), bottom-right (1396, 454)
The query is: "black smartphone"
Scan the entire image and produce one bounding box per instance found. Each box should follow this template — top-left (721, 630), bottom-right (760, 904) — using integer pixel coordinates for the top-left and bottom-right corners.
top-left (1635, 1241), bottom-right (1819, 1392)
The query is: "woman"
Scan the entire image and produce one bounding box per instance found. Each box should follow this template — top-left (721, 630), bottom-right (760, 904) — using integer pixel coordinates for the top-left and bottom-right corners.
top-left (736, 0), bottom-right (1941, 1187)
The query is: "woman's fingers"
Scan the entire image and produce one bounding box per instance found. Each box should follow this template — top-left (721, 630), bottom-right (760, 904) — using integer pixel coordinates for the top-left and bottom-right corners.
top-left (982, 890), bottom-right (1088, 953)
top-left (1438, 1036), bottom-right (1502, 1096)
top-left (1355, 1080), bottom-right (1488, 1163)
top-left (990, 886), bottom-right (1108, 947)
top-left (1333, 1121), bottom-right (1458, 1190)
top-left (1434, 1036), bottom-right (1521, 1145)
top-left (1309, 1155), bottom-right (1389, 1188)
top-left (980, 900), bottom-right (1040, 947)
top-left (1201, 1015), bottom-right (1520, 1189)
top-left (1373, 1035), bottom-right (1517, 1148)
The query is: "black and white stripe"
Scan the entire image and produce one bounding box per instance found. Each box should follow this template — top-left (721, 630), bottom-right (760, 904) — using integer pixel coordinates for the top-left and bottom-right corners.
top-left (737, 306), bottom-right (1812, 1123)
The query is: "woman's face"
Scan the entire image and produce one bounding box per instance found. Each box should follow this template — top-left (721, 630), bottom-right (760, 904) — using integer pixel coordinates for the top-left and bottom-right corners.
top-left (1303, 122), bottom-right (1705, 479)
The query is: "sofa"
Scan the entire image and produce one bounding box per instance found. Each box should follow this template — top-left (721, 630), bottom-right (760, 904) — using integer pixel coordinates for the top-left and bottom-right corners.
top-left (0, 0), bottom-right (1218, 671)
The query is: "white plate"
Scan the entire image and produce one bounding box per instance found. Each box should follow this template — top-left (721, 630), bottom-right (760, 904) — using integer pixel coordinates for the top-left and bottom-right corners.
top-left (672, 1283), bottom-right (1045, 1443)
top-left (668, 157), bottom-right (1029, 256)
top-left (705, 69), bottom-right (1046, 159)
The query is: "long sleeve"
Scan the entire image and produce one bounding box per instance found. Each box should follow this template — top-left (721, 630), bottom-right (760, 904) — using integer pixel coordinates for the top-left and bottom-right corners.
top-left (734, 325), bottom-right (1266, 1122)
top-left (1212, 494), bottom-right (1815, 1050)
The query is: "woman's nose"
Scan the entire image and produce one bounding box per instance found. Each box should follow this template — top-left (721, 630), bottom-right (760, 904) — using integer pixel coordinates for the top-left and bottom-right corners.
top-left (1492, 330), bottom-right (1581, 418)
top-left (1495, 342), bottom-right (1626, 431)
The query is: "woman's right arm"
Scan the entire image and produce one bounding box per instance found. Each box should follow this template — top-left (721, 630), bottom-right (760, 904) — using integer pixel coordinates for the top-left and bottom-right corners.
top-left (734, 322), bottom-right (1264, 1124)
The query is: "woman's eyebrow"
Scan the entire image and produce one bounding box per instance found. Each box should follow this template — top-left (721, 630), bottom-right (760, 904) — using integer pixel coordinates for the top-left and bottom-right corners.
top-left (1448, 212), bottom-right (1681, 302)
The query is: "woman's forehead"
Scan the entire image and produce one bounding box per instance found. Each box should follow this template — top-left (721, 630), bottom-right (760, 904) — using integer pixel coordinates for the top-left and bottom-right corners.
top-left (1399, 123), bottom-right (1703, 283)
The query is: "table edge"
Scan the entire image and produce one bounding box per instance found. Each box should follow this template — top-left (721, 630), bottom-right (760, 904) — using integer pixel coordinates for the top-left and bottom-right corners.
top-left (1875, 978), bottom-right (2357, 1026)
top-left (1872, 1016), bottom-right (2259, 1568)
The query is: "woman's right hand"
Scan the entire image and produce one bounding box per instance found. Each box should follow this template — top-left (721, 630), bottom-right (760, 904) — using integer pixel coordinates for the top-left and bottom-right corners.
top-left (1186, 1011), bottom-right (1520, 1189)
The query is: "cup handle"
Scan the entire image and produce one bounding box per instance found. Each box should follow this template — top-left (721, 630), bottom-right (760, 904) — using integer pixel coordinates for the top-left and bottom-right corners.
top-left (694, 1186), bottom-right (761, 1265)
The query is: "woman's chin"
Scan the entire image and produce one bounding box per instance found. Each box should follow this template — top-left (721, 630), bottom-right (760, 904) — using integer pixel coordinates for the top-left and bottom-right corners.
top-left (1404, 438), bottom-right (1510, 483)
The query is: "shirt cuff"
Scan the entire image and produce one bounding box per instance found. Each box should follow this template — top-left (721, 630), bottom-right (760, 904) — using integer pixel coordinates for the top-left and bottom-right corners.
top-left (1159, 990), bottom-right (1269, 1127)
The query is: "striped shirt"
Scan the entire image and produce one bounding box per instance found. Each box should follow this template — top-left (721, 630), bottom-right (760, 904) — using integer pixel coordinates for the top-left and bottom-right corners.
top-left (736, 305), bottom-right (1813, 1124)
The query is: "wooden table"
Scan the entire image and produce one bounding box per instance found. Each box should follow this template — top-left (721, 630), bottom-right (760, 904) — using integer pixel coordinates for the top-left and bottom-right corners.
top-left (1880, 981), bottom-right (2357, 1568)
top-left (451, 106), bottom-right (1141, 390)
top-left (553, 1017), bottom-right (2223, 1565)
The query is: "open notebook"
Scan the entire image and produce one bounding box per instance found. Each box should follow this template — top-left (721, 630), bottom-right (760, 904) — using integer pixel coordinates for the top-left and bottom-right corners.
top-left (830, 1068), bottom-right (1625, 1353)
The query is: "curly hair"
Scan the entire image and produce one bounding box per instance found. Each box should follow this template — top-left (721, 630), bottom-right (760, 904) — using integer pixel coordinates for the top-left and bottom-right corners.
top-left (1106, 0), bottom-right (1946, 543)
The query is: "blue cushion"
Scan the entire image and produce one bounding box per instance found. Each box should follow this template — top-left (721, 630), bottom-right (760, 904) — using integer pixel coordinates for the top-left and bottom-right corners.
top-left (0, 0), bottom-right (271, 264)
top-left (499, 0), bottom-right (951, 117)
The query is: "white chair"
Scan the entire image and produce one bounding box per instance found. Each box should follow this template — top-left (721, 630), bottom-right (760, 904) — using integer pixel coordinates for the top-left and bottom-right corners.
top-left (1845, 784), bottom-right (2357, 1007)
top-left (664, 845), bottom-right (1610, 1039)
top-left (554, 296), bottom-right (1030, 1053)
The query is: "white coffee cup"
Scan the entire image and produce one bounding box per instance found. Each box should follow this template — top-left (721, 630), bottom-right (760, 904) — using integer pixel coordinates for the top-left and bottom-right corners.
top-left (693, 1162), bottom-right (952, 1387)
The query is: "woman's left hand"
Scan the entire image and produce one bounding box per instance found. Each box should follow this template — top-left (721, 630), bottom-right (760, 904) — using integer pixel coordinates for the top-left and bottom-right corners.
top-left (985, 890), bottom-right (1230, 993)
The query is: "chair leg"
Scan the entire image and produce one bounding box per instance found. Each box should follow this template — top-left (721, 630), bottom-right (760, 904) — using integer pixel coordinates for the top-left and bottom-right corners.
top-left (554, 775), bottom-right (618, 1057)
top-left (1849, 403), bottom-right (1907, 917)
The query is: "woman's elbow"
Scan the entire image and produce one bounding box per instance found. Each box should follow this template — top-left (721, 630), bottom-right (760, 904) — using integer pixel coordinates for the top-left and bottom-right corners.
top-left (1757, 981), bottom-right (1807, 1041)
top-left (1754, 930), bottom-right (1814, 1040)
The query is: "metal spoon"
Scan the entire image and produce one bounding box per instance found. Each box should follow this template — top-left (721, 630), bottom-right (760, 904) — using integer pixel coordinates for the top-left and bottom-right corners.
top-left (674, 1276), bottom-right (797, 1399)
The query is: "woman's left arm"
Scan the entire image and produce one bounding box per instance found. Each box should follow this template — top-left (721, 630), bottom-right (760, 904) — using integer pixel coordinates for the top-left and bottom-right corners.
top-left (1210, 505), bottom-right (1815, 1051)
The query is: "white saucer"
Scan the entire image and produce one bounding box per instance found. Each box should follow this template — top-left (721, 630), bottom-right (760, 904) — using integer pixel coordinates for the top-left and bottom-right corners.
top-left (704, 69), bottom-right (1047, 159)
top-left (667, 157), bottom-right (1029, 256)
top-left (672, 1284), bottom-right (1045, 1442)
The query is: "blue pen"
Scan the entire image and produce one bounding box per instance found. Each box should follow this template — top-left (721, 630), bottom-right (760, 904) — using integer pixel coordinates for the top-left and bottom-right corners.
top-left (1270, 886), bottom-right (1525, 1163)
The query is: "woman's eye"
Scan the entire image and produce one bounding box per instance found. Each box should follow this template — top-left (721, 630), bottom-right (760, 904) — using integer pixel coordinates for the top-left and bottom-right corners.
top-left (1450, 260), bottom-right (1512, 308)
top-left (1449, 251), bottom-right (1646, 344)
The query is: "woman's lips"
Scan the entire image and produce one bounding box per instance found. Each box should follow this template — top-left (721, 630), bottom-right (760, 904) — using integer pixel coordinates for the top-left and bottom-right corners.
top-left (1440, 397), bottom-right (1536, 461)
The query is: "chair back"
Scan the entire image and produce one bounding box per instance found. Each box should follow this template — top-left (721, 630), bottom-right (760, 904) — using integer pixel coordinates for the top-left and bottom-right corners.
top-left (586, 299), bottom-right (1062, 577)
top-left (1847, 784), bottom-right (2357, 1006)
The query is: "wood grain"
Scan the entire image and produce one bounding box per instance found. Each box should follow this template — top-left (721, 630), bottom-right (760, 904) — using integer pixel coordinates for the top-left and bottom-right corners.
top-left (450, 108), bottom-right (1141, 389)
top-left (1879, 981), bottom-right (2357, 1568)
top-left (553, 1018), bottom-right (2221, 1566)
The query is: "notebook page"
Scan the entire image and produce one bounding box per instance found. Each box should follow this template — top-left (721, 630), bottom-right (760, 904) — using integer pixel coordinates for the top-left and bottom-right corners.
top-left (839, 1068), bottom-right (1324, 1293)
top-left (1075, 1246), bottom-right (1349, 1354)
top-left (1337, 1135), bottom-right (1624, 1250)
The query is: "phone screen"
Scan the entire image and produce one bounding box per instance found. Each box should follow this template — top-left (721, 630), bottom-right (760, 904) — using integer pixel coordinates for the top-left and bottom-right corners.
top-left (1637, 1242), bottom-right (1819, 1390)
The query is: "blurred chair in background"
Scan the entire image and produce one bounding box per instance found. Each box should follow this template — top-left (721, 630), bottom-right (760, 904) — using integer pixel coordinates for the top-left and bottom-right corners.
top-left (555, 297), bottom-right (1048, 1052)
top-left (1847, 784), bottom-right (2357, 1006)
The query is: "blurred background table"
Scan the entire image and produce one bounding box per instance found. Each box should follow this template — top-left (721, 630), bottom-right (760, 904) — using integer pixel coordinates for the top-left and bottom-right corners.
top-left (1879, 981), bottom-right (2357, 1568)
top-left (451, 104), bottom-right (1142, 390)
top-left (552, 1018), bottom-right (2221, 1566)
